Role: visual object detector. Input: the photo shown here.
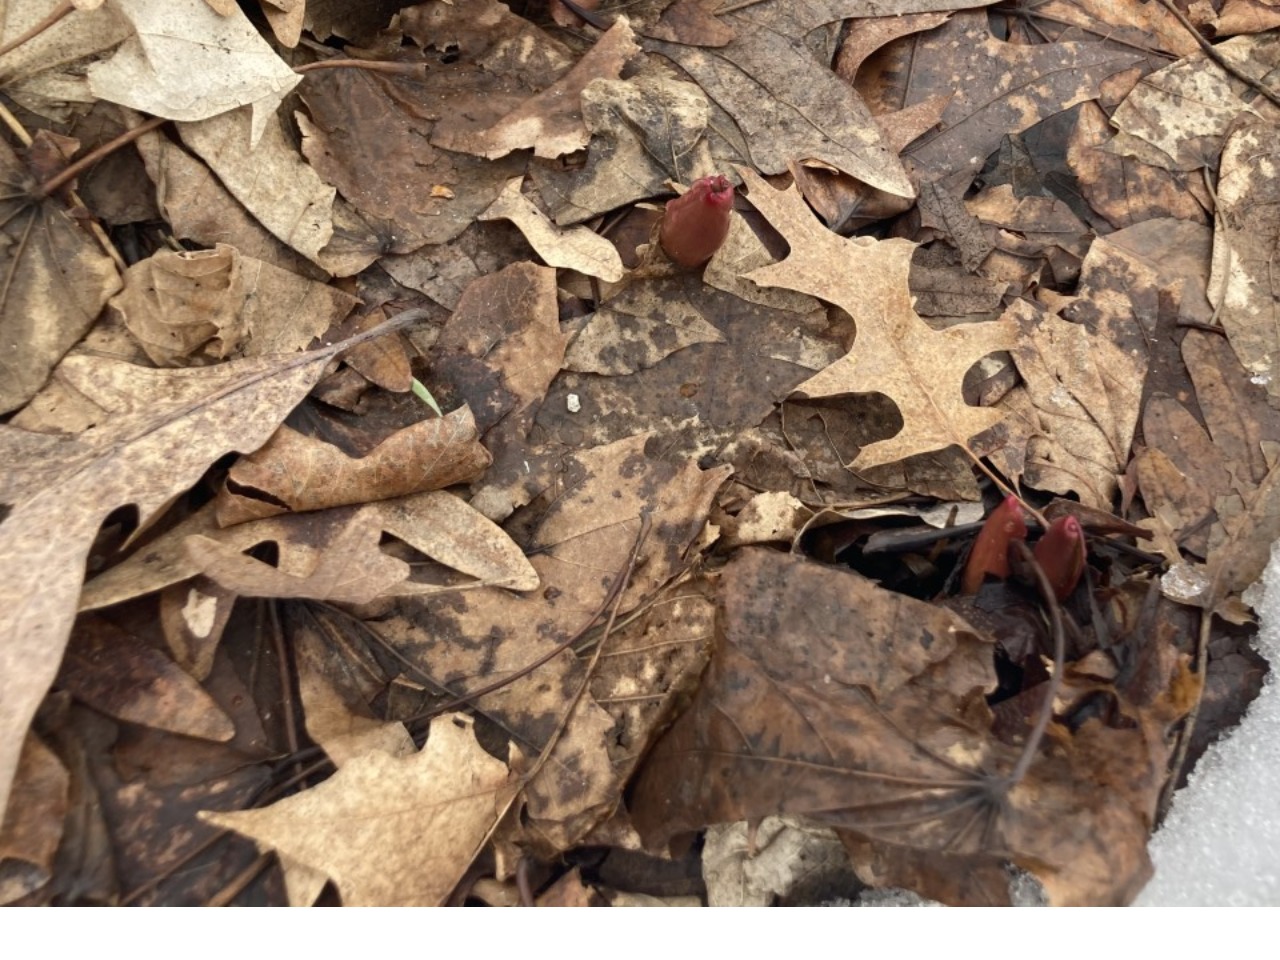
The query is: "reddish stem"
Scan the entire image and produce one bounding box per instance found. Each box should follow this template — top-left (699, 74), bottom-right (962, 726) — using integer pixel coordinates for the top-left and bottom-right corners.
top-left (659, 174), bottom-right (734, 268)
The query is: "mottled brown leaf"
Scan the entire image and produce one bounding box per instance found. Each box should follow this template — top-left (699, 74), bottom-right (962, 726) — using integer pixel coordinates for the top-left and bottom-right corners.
top-left (59, 615), bottom-right (234, 741)
top-left (435, 18), bottom-right (639, 160)
top-left (1210, 119), bottom-right (1280, 398)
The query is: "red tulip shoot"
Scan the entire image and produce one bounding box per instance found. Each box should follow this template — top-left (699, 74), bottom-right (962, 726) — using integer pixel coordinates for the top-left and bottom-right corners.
top-left (961, 495), bottom-right (1028, 594)
top-left (1034, 515), bottom-right (1086, 601)
top-left (659, 174), bottom-right (734, 268)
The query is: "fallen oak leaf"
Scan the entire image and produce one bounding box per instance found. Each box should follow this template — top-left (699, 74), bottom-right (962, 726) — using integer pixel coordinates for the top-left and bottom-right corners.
top-left (80, 490), bottom-right (538, 611)
top-left (738, 167), bottom-right (1019, 471)
top-left (201, 712), bottom-right (516, 906)
top-left (0, 311), bottom-right (428, 820)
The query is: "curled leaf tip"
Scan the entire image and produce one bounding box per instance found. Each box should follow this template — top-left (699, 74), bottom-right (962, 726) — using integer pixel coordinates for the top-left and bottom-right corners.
top-left (659, 174), bottom-right (733, 268)
top-left (1034, 515), bottom-right (1086, 601)
top-left (961, 494), bottom-right (1028, 595)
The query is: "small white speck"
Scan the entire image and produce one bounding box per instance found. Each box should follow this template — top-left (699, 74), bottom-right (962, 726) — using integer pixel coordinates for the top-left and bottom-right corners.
top-left (567, 393), bottom-right (581, 413)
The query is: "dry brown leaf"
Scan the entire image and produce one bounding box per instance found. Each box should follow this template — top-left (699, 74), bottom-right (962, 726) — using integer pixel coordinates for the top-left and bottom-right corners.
top-left (0, 1), bottom-right (129, 119)
top-left (864, 11), bottom-right (1144, 190)
top-left (648, 10), bottom-right (912, 199)
top-left (739, 167), bottom-right (1018, 471)
top-left (83, 491), bottom-right (537, 614)
top-left (1209, 119), bottom-right (1280, 398)
top-left (87, 0), bottom-right (301, 144)
top-left (631, 549), bottom-right (1183, 906)
top-left (202, 712), bottom-right (513, 906)
top-left (1183, 331), bottom-right (1280, 492)
top-left (296, 60), bottom-right (527, 255)
top-left (1135, 396), bottom-right (1232, 558)
top-left (133, 126), bottom-right (326, 280)
top-left (157, 577), bottom-right (236, 681)
top-left (0, 733), bottom-right (68, 905)
top-left (1067, 101), bottom-right (1210, 229)
top-left (0, 332), bottom-right (384, 818)
top-left (1108, 32), bottom-right (1280, 171)
top-left (189, 509), bottom-right (411, 605)
top-left (564, 287), bottom-right (726, 376)
top-left (479, 177), bottom-right (624, 282)
top-left (993, 298), bottom-right (1138, 508)
top-left (176, 107), bottom-right (336, 267)
top-left (529, 76), bottom-right (716, 226)
top-left (215, 406), bottom-right (492, 525)
top-left (435, 18), bottom-right (639, 160)
top-left (58, 614), bottom-right (234, 741)
top-left (1215, 0), bottom-right (1280, 34)
top-left (0, 136), bottom-right (122, 414)
top-left (339, 310), bottom-right (412, 393)
top-left (1030, 0), bottom-right (1199, 58)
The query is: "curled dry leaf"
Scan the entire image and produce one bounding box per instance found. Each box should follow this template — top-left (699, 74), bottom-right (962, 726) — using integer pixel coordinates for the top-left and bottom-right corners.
top-left (109, 243), bottom-right (357, 365)
top-left (83, 490), bottom-right (538, 612)
top-left (215, 405), bottom-right (492, 525)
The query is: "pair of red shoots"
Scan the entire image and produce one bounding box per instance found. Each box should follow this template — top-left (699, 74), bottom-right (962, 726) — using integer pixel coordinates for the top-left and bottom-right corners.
top-left (658, 174), bottom-right (734, 268)
top-left (961, 495), bottom-right (1086, 601)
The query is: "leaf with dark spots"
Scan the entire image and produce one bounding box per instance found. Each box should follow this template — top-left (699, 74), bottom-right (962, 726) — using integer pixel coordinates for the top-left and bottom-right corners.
top-left (630, 549), bottom-right (1187, 905)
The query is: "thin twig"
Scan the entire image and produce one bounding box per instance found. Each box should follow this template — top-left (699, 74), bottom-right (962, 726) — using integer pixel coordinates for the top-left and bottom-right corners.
top-left (31, 115), bottom-right (167, 200)
top-left (0, 0), bottom-right (73, 60)
top-left (1150, 0), bottom-right (1280, 110)
top-left (1006, 539), bottom-right (1067, 786)
top-left (293, 59), bottom-right (429, 78)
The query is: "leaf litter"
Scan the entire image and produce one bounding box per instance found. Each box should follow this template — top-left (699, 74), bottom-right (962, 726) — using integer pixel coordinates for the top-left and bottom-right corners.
top-left (0, 0), bottom-right (1277, 907)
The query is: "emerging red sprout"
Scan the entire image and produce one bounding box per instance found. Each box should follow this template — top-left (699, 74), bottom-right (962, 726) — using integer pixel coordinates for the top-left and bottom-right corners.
top-left (1034, 515), bottom-right (1086, 601)
top-left (658, 174), bottom-right (734, 268)
top-left (961, 494), bottom-right (1028, 595)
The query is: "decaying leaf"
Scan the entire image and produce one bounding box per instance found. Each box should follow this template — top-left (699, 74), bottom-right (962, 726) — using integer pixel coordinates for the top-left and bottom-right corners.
top-left (202, 712), bottom-right (513, 906)
top-left (434, 18), bottom-right (640, 160)
top-left (58, 615), bottom-right (234, 742)
top-left (372, 434), bottom-right (730, 854)
top-left (883, 11), bottom-right (1145, 189)
top-left (0, 136), bottom-right (122, 414)
top-left (529, 76), bottom-right (716, 225)
top-left (740, 167), bottom-right (1018, 471)
top-left (631, 549), bottom-right (1185, 906)
top-left (108, 243), bottom-right (357, 365)
top-left (1209, 119), bottom-right (1280, 398)
top-left (648, 6), bottom-right (913, 198)
top-left (0, 733), bottom-right (69, 905)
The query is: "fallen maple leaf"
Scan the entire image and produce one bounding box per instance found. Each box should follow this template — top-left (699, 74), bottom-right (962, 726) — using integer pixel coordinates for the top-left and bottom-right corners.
top-left (738, 167), bottom-right (1019, 471)
top-left (202, 712), bottom-right (514, 906)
